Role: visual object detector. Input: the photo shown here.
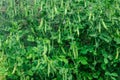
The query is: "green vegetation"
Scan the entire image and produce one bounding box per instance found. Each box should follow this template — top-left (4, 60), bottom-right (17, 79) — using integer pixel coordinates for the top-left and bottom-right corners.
top-left (0, 0), bottom-right (120, 80)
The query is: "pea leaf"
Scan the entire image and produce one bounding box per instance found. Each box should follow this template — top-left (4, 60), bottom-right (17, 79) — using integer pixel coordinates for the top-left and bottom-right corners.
top-left (79, 56), bottom-right (88, 65)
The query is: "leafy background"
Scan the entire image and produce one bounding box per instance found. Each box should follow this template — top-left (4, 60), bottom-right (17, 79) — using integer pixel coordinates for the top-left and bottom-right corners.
top-left (0, 0), bottom-right (120, 80)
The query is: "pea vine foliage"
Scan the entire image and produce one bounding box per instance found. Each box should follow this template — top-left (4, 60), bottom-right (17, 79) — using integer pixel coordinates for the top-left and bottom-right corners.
top-left (0, 0), bottom-right (120, 80)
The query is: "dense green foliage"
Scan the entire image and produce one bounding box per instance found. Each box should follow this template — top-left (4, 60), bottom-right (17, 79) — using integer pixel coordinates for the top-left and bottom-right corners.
top-left (0, 0), bottom-right (120, 80)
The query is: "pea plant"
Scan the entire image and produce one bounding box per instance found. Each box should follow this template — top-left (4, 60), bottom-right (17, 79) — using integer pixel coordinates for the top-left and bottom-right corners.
top-left (0, 0), bottom-right (120, 80)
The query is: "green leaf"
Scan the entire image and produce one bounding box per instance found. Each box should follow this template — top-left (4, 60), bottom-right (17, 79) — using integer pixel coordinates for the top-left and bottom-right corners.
top-left (105, 72), bottom-right (111, 76)
top-left (27, 70), bottom-right (33, 76)
top-left (99, 33), bottom-right (112, 43)
top-left (104, 58), bottom-right (108, 64)
top-left (79, 57), bottom-right (88, 65)
top-left (114, 37), bottom-right (120, 44)
top-left (93, 72), bottom-right (100, 78)
top-left (80, 49), bottom-right (88, 54)
top-left (27, 35), bottom-right (35, 42)
top-left (111, 73), bottom-right (118, 77)
top-left (101, 63), bottom-right (106, 70)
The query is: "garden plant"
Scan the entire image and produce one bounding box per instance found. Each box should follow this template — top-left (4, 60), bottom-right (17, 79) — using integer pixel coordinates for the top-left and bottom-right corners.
top-left (0, 0), bottom-right (120, 80)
